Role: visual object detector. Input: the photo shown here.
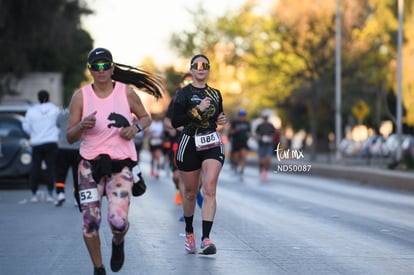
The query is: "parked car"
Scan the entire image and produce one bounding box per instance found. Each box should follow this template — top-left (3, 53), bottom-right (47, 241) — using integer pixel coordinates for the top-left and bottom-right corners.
top-left (0, 101), bottom-right (31, 116)
top-left (0, 113), bottom-right (32, 181)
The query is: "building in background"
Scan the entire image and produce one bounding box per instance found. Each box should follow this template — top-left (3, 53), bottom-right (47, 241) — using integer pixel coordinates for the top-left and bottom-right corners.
top-left (0, 73), bottom-right (63, 112)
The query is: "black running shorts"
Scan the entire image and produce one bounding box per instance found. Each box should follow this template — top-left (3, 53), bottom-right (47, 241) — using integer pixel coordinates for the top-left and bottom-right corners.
top-left (176, 133), bottom-right (225, 171)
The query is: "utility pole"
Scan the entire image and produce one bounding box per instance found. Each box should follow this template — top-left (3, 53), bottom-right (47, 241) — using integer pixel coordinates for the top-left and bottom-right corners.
top-left (335, 0), bottom-right (342, 162)
top-left (396, 0), bottom-right (403, 162)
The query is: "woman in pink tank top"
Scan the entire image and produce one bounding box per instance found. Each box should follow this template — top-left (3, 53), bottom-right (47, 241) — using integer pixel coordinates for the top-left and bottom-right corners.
top-left (66, 47), bottom-right (164, 275)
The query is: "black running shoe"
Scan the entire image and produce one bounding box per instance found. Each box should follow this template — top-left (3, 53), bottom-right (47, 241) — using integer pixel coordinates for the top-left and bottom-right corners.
top-left (199, 238), bottom-right (217, 255)
top-left (110, 239), bottom-right (125, 272)
top-left (94, 265), bottom-right (106, 275)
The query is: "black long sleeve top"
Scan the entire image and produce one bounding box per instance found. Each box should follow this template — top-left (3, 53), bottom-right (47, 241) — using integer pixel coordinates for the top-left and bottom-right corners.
top-left (171, 84), bottom-right (223, 136)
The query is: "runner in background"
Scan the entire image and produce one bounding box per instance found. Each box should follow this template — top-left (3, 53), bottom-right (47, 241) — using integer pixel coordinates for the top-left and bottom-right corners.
top-left (55, 107), bottom-right (81, 207)
top-left (255, 109), bottom-right (276, 181)
top-left (148, 113), bottom-right (165, 179)
top-left (228, 109), bottom-right (251, 181)
top-left (164, 73), bottom-right (203, 219)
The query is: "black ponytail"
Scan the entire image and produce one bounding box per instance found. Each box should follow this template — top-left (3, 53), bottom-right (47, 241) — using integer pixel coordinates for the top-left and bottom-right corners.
top-left (112, 63), bottom-right (164, 99)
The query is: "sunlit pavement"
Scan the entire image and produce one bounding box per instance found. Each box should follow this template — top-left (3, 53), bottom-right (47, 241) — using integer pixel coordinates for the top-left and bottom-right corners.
top-left (1, 150), bottom-right (275, 275)
top-left (1, 149), bottom-right (414, 274)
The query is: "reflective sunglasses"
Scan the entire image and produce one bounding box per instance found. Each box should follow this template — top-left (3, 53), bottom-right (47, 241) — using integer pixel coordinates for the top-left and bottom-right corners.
top-left (182, 79), bottom-right (193, 85)
top-left (190, 62), bottom-right (210, 71)
top-left (87, 62), bottom-right (114, 71)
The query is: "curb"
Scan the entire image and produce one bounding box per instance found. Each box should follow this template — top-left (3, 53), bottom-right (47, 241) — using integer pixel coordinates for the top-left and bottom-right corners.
top-left (309, 163), bottom-right (414, 193)
top-left (244, 155), bottom-right (414, 193)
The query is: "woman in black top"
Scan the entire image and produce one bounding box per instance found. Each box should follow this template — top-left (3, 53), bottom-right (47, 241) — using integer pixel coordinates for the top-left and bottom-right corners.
top-left (171, 54), bottom-right (227, 255)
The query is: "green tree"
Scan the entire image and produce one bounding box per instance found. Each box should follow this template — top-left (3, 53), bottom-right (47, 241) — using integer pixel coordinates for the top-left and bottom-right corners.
top-left (169, 0), bottom-right (414, 157)
top-left (169, 3), bottom-right (290, 116)
top-left (0, 0), bottom-right (93, 105)
top-left (257, 0), bottom-right (414, 156)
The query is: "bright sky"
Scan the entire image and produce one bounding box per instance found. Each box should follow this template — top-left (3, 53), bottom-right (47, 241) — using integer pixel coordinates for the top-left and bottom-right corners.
top-left (82, 0), bottom-right (250, 67)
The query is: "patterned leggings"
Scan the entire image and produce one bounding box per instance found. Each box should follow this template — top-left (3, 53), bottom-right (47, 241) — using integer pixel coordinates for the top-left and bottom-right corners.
top-left (78, 159), bottom-right (133, 238)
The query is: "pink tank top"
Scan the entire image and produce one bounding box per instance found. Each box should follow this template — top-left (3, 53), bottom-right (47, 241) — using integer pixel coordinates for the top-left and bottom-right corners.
top-left (80, 82), bottom-right (137, 161)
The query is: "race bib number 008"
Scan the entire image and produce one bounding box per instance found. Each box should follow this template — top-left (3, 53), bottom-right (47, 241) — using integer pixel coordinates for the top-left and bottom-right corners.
top-left (79, 188), bottom-right (99, 204)
top-left (195, 131), bottom-right (222, 151)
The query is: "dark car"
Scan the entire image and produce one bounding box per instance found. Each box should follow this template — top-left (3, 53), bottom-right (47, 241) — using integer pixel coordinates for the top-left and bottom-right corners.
top-left (0, 113), bottom-right (32, 181)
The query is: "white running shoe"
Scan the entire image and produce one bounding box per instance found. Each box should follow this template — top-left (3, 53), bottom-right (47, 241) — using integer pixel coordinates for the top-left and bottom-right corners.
top-left (55, 193), bottom-right (66, 206)
top-left (30, 195), bottom-right (39, 203)
top-left (46, 195), bottom-right (55, 203)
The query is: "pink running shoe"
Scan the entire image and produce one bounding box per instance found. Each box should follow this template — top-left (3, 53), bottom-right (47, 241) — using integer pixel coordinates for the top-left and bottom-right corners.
top-left (199, 238), bottom-right (217, 255)
top-left (185, 232), bottom-right (196, 254)
top-left (261, 170), bottom-right (268, 181)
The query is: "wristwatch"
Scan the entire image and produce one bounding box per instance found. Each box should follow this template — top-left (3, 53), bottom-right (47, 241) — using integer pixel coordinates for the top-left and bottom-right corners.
top-left (135, 123), bottom-right (144, 132)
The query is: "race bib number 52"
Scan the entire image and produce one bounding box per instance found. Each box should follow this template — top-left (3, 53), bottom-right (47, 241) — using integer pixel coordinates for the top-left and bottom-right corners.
top-left (79, 188), bottom-right (99, 204)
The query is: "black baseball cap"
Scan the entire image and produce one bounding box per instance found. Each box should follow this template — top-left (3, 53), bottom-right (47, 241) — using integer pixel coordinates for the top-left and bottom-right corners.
top-left (87, 47), bottom-right (113, 64)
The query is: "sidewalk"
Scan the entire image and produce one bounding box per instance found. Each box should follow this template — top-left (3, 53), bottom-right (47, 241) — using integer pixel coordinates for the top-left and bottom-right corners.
top-left (244, 151), bottom-right (414, 193)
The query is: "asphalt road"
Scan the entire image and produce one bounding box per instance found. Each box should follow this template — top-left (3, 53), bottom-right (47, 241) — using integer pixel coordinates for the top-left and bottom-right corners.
top-left (1, 150), bottom-right (414, 275)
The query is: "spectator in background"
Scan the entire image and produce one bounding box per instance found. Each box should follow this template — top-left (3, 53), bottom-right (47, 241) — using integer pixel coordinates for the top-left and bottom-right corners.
top-left (23, 90), bottom-right (60, 203)
top-left (228, 109), bottom-right (251, 181)
top-left (255, 109), bottom-right (276, 181)
top-left (54, 107), bottom-right (81, 207)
